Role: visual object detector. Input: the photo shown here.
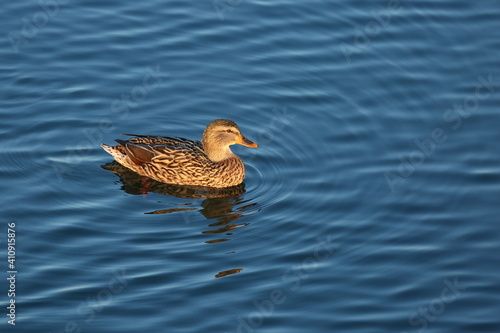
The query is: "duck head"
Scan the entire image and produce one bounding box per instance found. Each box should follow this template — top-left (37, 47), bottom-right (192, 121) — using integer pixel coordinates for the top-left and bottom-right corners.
top-left (202, 119), bottom-right (258, 162)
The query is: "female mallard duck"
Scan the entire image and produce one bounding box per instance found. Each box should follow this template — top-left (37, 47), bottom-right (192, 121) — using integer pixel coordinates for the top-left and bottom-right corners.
top-left (101, 119), bottom-right (258, 188)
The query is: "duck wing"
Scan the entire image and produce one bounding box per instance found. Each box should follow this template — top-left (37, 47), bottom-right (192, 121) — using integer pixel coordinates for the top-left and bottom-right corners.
top-left (116, 135), bottom-right (208, 167)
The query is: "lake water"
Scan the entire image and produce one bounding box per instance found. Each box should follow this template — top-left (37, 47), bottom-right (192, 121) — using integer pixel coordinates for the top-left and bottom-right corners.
top-left (1, 1), bottom-right (500, 332)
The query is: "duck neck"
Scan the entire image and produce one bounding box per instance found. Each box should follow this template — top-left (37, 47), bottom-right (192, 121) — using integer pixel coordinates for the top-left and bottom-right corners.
top-left (203, 140), bottom-right (235, 162)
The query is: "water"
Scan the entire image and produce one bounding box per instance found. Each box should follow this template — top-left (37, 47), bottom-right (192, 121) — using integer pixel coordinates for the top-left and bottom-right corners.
top-left (1, 1), bottom-right (500, 332)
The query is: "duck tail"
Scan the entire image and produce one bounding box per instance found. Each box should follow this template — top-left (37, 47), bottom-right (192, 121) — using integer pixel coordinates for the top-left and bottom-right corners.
top-left (101, 143), bottom-right (128, 162)
top-left (101, 143), bottom-right (115, 155)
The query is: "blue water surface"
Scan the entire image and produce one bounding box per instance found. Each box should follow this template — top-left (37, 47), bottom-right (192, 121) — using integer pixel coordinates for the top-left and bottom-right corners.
top-left (1, 1), bottom-right (500, 332)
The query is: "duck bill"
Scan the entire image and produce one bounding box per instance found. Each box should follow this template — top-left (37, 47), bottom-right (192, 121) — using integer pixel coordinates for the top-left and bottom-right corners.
top-left (236, 135), bottom-right (259, 148)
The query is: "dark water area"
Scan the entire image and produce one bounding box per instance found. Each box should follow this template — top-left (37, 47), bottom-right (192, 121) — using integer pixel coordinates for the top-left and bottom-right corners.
top-left (1, 1), bottom-right (500, 332)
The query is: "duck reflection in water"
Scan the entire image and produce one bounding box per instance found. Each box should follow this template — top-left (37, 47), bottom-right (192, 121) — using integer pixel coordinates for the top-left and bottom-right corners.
top-left (102, 162), bottom-right (257, 278)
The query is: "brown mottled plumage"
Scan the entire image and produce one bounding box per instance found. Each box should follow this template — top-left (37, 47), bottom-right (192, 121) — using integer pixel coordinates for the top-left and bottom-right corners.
top-left (101, 119), bottom-right (258, 188)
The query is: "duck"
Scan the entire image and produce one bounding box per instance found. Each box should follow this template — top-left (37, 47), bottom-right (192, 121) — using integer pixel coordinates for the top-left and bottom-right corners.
top-left (101, 119), bottom-right (258, 188)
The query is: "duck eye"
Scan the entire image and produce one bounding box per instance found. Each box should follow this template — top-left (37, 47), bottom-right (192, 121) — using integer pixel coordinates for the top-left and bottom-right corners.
top-left (226, 129), bottom-right (233, 133)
